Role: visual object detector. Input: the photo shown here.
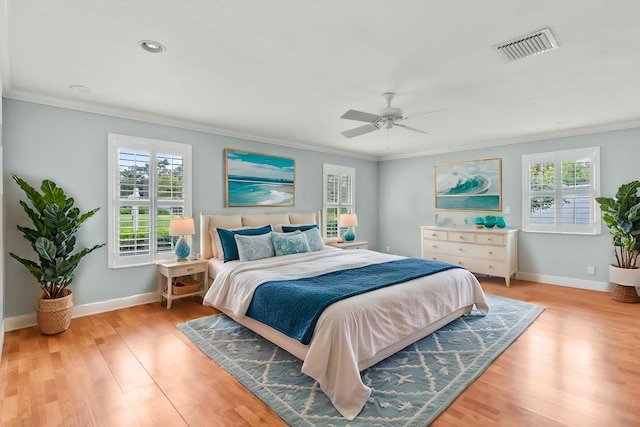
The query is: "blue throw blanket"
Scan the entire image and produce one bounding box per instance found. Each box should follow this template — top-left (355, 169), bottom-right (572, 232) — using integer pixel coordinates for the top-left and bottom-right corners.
top-left (246, 258), bottom-right (461, 345)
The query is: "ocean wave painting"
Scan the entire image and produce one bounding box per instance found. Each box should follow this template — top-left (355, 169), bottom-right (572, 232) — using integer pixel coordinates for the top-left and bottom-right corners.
top-left (435, 158), bottom-right (501, 211)
top-left (226, 149), bottom-right (295, 206)
top-left (437, 172), bottom-right (491, 195)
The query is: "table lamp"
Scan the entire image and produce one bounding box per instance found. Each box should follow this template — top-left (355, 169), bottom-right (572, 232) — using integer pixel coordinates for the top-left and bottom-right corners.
top-left (339, 214), bottom-right (358, 241)
top-left (169, 217), bottom-right (196, 261)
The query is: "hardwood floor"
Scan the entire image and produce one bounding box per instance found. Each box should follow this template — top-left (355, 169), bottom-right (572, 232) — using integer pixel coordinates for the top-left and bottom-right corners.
top-left (1, 278), bottom-right (639, 426)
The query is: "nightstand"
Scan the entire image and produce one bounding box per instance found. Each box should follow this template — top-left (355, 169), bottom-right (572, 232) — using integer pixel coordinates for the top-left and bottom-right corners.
top-left (328, 241), bottom-right (369, 250)
top-left (157, 258), bottom-right (209, 309)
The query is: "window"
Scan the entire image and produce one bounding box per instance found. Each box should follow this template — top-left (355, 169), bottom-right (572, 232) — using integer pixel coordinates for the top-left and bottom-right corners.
top-left (322, 164), bottom-right (355, 239)
top-left (522, 147), bottom-right (600, 235)
top-left (108, 134), bottom-right (192, 268)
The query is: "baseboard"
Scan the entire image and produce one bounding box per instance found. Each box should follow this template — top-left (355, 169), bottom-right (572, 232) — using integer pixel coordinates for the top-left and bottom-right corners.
top-left (515, 271), bottom-right (614, 292)
top-left (3, 292), bottom-right (159, 332)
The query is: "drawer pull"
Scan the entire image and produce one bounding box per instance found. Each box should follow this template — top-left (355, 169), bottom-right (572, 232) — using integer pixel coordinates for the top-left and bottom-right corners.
top-left (432, 233), bottom-right (437, 237)
top-left (432, 244), bottom-right (438, 248)
top-left (458, 261), bottom-right (464, 265)
top-left (488, 265), bottom-right (494, 269)
top-left (459, 236), bottom-right (464, 239)
top-left (187, 268), bottom-right (194, 272)
top-left (487, 238), bottom-right (492, 241)
top-left (488, 251), bottom-right (493, 255)
top-left (458, 248), bottom-right (464, 251)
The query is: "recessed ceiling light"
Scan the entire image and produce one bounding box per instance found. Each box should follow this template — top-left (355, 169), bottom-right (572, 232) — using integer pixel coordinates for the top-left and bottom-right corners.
top-left (69, 84), bottom-right (90, 93)
top-left (139, 40), bottom-right (166, 54)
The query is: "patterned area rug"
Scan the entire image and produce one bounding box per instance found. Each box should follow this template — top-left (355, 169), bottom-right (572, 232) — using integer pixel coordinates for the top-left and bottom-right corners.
top-left (178, 294), bottom-right (544, 426)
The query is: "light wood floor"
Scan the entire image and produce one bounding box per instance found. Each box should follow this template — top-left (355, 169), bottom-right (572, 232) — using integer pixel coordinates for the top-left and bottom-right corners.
top-left (1, 277), bottom-right (639, 427)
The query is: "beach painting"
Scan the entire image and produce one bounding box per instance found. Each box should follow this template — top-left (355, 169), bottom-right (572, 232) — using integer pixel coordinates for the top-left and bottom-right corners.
top-left (225, 148), bottom-right (295, 207)
top-left (435, 158), bottom-right (502, 211)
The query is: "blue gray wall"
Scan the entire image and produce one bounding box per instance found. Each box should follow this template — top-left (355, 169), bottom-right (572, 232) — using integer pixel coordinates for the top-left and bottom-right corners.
top-left (2, 99), bottom-right (378, 317)
top-left (377, 129), bottom-right (640, 286)
top-left (3, 97), bottom-right (640, 320)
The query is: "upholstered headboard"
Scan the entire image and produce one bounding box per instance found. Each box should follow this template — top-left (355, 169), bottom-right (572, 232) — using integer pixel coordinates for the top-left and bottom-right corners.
top-left (199, 211), bottom-right (320, 260)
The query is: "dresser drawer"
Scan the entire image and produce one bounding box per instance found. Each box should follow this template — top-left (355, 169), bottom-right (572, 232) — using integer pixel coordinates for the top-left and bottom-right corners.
top-left (476, 233), bottom-right (506, 246)
top-left (422, 252), bottom-right (506, 275)
top-left (422, 229), bottom-right (448, 241)
top-left (421, 252), bottom-right (458, 264)
top-left (428, 241), bottom-right (505, 261)
top-left (448, 231), bottom-right (476, 243)
top-left (457, 257), bottom-right (506, 276)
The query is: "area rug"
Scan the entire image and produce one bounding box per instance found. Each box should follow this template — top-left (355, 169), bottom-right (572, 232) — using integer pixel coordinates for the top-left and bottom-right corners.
top-left (178, 294), bottom-right (544, 426)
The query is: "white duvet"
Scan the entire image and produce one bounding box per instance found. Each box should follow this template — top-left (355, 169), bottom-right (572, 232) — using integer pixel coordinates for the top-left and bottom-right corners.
top-left (203, 249), bottom-right (489, 420)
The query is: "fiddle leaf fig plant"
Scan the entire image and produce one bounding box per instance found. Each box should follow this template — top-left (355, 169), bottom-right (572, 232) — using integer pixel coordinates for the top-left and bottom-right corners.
top-left (10, 175), bottom-right (106, 299)
top-left (595, 180), bottom-right (640, 269)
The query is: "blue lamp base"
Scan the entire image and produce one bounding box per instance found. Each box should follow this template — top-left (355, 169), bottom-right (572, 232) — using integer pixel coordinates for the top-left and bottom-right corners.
top-left (343, 229), bottom-right (356, 241)
top-left (175, 236), bottom-right (191, 260)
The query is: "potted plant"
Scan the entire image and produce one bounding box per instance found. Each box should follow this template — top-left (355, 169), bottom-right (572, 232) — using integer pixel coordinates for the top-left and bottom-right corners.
top-left (595, 180), bottom-right (640, 303)
top-left (9, 175), bottom-right (105, 334)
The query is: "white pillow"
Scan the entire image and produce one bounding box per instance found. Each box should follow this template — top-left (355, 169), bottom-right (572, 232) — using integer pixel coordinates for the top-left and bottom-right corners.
top-left (270, 231), bottom-right (310, 256)
top-left (302, 228), bottom-right (324, 251)
top-left (234, 233), bottom-right (275, 262)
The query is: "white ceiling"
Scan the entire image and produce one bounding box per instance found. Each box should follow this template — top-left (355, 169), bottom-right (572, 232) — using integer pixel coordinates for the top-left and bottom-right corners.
top-left (2, 0), bottom-right (640, 161)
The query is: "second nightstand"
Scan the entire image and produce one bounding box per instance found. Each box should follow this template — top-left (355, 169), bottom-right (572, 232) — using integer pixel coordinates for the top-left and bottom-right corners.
top-left (328, 241), bottom-right (369, 250)
top-left (157, 258), bottom-right (209, 309)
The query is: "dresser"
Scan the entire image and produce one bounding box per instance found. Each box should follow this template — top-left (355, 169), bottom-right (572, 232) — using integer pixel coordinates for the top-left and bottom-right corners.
top-left (420, 225), bottom-right (518, 287)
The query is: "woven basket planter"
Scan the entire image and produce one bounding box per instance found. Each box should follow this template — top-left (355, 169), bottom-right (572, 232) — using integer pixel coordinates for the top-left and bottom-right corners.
top-left (609, 265), bottom-right (640, 304)
top-left (37, 289), bottom-right (73, 335)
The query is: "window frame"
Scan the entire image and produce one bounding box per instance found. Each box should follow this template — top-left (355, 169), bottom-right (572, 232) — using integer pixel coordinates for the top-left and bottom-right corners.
top-left (521, 146), bottom-right (601, 235)
top-left (322, 164), bottom-right (355, 239)
top-left (108, 133), bottom-right (192, 268)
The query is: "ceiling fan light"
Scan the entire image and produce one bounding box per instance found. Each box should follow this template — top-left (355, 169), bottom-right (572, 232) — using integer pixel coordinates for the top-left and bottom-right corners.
top-left (385, 119), bottom-right (393, 129)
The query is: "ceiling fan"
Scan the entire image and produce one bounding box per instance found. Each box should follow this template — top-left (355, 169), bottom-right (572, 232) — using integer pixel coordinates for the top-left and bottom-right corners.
top-left (340, 92), bottom-right (429, 138)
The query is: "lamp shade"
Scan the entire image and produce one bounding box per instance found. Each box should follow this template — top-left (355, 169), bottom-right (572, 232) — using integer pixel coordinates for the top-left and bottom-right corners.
top-left (339, 214), bottom-right (358, 228)
top-left (169, 217), bottom-right (195, 236)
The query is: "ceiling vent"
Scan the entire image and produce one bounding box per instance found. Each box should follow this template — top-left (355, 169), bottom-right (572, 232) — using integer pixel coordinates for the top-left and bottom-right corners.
top-left (494, 28), bottom-right (559, 62)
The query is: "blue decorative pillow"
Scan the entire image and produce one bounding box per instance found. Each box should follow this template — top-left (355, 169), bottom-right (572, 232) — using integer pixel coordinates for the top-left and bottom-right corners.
top-left (217, 225), bottom-right (272, 262)
top-left (301, 228), bottom-right (324, 251)
top-left (234, 233), bottom-right (275, 261)
top-left (271, 231), bottom-right (310, 256)
top-left (282, 224), bottom-right (319, 232)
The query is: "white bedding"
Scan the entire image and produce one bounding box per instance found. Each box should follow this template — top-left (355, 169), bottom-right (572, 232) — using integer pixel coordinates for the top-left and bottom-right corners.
top-left (203, 249), bottom-right (489, 420)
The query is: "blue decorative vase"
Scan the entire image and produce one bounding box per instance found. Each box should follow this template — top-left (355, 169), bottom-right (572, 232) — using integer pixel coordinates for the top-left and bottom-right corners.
top-left (175, 236), bottom-right (190, 260)
top-left (497, 216), bottom-right (506, 228)
top-left (343, 229), bottom-right (356, 241)
top-left (483, 215), bottom-right (497, 228)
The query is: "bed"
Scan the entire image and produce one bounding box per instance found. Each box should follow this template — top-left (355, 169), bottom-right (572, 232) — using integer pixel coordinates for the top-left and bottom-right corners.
top-left (199, 212), bottom-right (489, 420)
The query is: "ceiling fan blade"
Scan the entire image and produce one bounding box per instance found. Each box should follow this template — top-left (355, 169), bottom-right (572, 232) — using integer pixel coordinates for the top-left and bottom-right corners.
top-left (411, 107), bottom-right (449, 117)
top-left (341, 124), bottom-right (379, 138)
top-left (341, 110), bottom-right (381, 123)
top-left (394, 123), bottom-right (428, 134)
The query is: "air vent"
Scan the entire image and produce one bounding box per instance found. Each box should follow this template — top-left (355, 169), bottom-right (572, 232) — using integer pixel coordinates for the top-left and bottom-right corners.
top-left (494, 28), bottom-right (559, 62)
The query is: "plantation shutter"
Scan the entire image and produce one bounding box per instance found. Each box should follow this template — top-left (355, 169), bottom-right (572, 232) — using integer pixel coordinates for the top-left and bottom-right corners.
top-left (117, 149), bottom-right (152, 259)
top-left (108, 134), bottom-right (192, 268)
top-left (323, 164), bottom-right (355, 239)
top-left (522, 147), bottom-right (600, 235)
